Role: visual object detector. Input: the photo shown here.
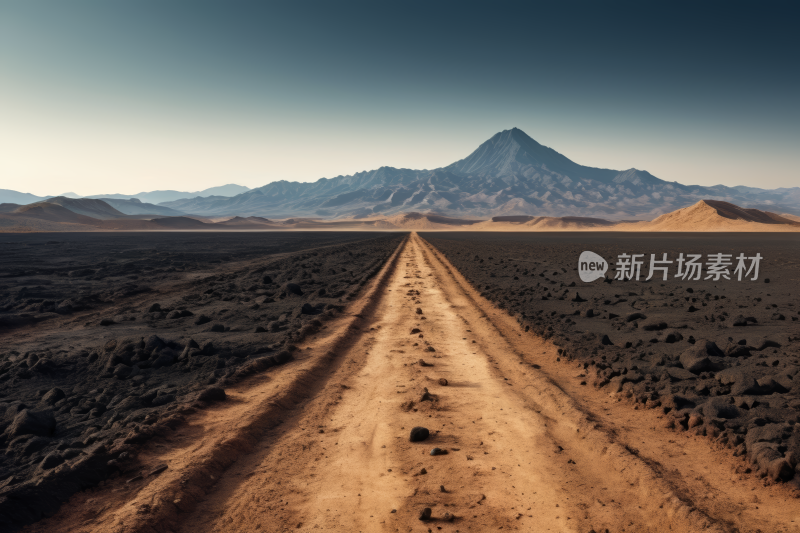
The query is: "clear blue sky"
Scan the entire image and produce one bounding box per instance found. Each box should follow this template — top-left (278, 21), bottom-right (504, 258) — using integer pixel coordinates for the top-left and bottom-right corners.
top-left (1, 0), bottom-right (798, 196)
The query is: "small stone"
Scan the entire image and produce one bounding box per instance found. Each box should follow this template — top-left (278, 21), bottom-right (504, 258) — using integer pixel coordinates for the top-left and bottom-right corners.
top-left (438, 378), bottom-right (448, 386)
top-left (147, 464), bottom-right (168, 477)
top-left (419, 507), bottom-right (432, 521)
top-left (430, 448), bottom-right (448, 456)
top-left (409, 426), bottom-right (430, 442)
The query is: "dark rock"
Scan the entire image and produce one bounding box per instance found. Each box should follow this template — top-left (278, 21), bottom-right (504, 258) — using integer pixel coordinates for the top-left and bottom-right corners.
top-left (144, 335), bottom-right (166, 352)
top-left (198, 387), bottom-right (226, 403)
top-left (21, 437), bottom-right (51, 456)
top-left (430, 447), bottom-right (448, 456)
top-left (152, 354), bottom-right (175, 369)
top-left (572, 293), bottom-right (587, 303)
top-left (99, 318), bottom-right (115, 326)
top-left (755, 339), bottom-right (781, 351)
top-left (732, 315), bottom-right (748, 327)
top-left (148, 303), bottom-right (162, 313)
top-left (601, 335), bottom-right (614, 346)
top-left (301, 303), bottom-right (316, 314)
top-left (419, 507), bottom-right (432, 521)
top-left (409, 426), bottom-right (430, 442)
top-left (679, 340), bottom-right (723, 374)
top-left (209, 324), bottom-right (225, 332)
top-left (664, 332), bottom-right (683, 343)
top-left (768, 459), bottom-right (794, 482)
top-left (41, 388), bottom-right (66, 405)
top-left (285, 283), bottom-right (303, 296)
top-left (147, 463), bottom-right (168, 476)
top-left (112, 364), bottom-right (133, 379)
top-left (7, 409), bottom-right (56, 438)
top-left (702, 397), bottom-right (740, 419)
top-left (642, 321), bottom-right (668, 331)
top-left (194, 314), bottom-right (211, 325)
top-left (731, 376), bottom-right (760, 396)
top-left (271, 350), bottom-right (293, 365)
top-left (151, 394), bottom-right (175, 407)
top-left (626, 313), bottom-right (647, 322)
top-left (39, 452), bottom-right (64, 470)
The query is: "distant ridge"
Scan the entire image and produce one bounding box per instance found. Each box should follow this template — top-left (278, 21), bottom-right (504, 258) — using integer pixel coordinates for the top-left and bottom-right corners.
top-left (156, 128), bottom-right (800, 219)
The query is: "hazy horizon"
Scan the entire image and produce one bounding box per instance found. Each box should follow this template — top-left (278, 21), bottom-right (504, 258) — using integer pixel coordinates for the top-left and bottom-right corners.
top-left (1, 1), bottom-right (798, 197)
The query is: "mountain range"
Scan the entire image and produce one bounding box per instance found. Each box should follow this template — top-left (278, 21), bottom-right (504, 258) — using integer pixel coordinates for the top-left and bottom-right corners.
top-left (3, 128), bottom-right (799, 220)
top-left (0, 184), bottom-right (250, 210)
top-left (159, 128), bottom-right (800, 219)
top-left (2, 195), bottom-right (798, 233)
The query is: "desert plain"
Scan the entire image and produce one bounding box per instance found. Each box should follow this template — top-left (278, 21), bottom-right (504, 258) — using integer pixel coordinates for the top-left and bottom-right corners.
top-left (0, 230), bottom-right (798, 533)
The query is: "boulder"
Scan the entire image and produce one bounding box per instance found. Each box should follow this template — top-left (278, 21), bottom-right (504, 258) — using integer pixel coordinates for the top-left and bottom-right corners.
top-left (285, 283), bottom-right (303, 296)
top-left (151, 394), bottom-right (175, 407)
top-left (41, 388), bottom-right (66, 406)
top-left (409, 426), bottom-right (430, 442)
top-left (768, 459), bottom-right (794, 482)
top-left (7, 409), bottom-right (56, 438)
top-left (144, 335), bottom-right (166, 353)
top-left (198, 387), bottom-right (226, 403)
top-left (702, 397), bottom-right (740, 419)
top-left (152, 354), bottom-right (175, 369)
top-left (112, 364), bottom-right (133, 379)
top-left (679, 340), bottom-right (723, 374)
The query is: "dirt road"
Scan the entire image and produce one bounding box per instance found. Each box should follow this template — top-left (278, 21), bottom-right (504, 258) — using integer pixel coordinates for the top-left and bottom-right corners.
top-left (27, 234), bottom-right (799, 533)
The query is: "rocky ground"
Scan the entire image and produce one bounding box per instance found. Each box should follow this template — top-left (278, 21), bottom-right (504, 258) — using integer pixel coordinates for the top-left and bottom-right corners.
top-left (0, 231), bottom-right (404, 531)
top-left (422, 232), bottom-right (800, 487)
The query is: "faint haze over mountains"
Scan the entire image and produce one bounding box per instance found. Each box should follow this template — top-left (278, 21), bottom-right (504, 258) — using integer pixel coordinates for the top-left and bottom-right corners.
top-left (0, 1), bottom-right (798, 195)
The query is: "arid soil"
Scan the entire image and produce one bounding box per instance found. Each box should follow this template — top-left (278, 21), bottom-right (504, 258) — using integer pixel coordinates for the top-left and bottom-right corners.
top-left (20, 233), bottom-right (800, 533)
top-left (423, 232), bottom-right (800, 489)
top-left (0, 232), bottom-right (403, 531)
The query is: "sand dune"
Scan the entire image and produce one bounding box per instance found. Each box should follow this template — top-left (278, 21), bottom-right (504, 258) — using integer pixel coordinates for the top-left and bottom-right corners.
top-left (619, 200), bottom-right (800, 232)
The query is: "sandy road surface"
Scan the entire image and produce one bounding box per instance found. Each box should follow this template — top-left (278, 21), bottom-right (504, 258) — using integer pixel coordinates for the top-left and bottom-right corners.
top-left (26, 234), bottom-right (798, 533)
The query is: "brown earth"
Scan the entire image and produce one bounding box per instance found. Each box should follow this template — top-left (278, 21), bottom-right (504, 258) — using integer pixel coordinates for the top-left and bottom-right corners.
top-left (23, 233), bottom-right (799, 533)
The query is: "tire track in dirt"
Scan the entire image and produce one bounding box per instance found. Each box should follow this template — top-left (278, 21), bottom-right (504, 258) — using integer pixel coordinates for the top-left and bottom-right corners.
top-left (166, 234), bottom-right (722, 532)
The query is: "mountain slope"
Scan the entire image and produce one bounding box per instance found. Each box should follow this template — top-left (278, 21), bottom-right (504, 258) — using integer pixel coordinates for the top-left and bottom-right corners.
top-left (157, 128), bottom-right (800, 219)
top-left (0, 189), bottom-right (47, 205)
top-left (44, 196), bottom-right (127, 220)
top-left (98, 198), bottom-right (185, 216)
top-left (86, 184), bottom-right (251, 204)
